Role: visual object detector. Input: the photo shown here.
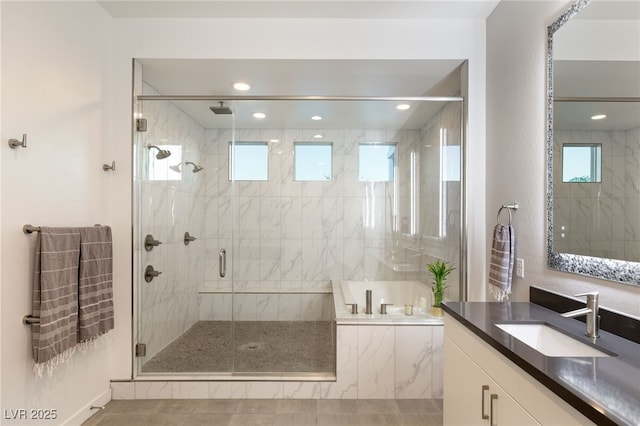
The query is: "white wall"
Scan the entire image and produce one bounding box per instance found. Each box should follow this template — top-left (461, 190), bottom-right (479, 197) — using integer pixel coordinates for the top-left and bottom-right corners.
top-left (486, 1), bottom-right (640, 316)
top-left (1, 2), bottom-right (114, 424)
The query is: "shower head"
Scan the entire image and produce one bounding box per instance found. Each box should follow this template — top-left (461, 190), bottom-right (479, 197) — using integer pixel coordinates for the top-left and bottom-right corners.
top-left (186, 161), bottom-right (204, 173)
top-left (148, 144), bottom-right (171, 159)
top-left (169, 164), bottom-right (182, 173)
top-left (209, 102), bottom-right (233, 115)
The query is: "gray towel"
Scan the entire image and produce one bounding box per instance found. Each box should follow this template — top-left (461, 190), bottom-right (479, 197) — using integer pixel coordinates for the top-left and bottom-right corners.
top-left (488, 224), bottom-right (515, 301)
top-left (78, 226), bottom-right (114, 343)
top-left (32, 227), bottom-right (81, 374)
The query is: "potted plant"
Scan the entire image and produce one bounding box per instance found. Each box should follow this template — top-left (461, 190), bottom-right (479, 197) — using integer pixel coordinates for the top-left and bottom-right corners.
top-left (427, 259), bottom-right (455, 317)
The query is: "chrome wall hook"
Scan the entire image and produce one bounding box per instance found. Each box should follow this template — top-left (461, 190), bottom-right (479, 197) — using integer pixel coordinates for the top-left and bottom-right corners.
top-left (8, 133), bottom-right (27, 149)
top-left (102, 161), bottom-right (116, 171)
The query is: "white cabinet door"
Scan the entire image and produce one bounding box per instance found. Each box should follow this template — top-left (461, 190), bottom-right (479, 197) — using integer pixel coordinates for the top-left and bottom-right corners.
top-left (444, 336), bottom-right (492, 425)
top-left (444, 336), bottom-right (540, 426)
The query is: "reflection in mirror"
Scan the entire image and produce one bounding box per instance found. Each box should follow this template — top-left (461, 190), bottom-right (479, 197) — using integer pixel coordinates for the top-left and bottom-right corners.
top-left (548, 0), bottom-right (640, 283)
top-left (560, 143), bottom-right (601, 183)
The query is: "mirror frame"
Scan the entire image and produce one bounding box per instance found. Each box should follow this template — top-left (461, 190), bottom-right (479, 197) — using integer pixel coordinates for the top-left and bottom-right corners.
top-left (547, 0), bottom-right (640, 285)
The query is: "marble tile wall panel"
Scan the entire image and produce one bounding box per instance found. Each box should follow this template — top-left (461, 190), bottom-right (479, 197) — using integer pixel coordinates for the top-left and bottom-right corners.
top-left (320, 325), bottom-right (358, 399)
top-left (357, 325), bottom-right (395, 399)
top-left (283, 382), bottom-right (321, 399)
top-left (134, 382), bottom-right (172, 400)
top-left (431, 326), bottom-right (444, 398)
top-left (394, 326), bottom-right (433, 399)
top-left (198, 293), bottom-right (331, 321)
top-left (111, 382), bottom-right (135, 400)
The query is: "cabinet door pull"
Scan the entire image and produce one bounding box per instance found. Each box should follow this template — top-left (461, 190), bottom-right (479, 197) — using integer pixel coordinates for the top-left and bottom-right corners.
top-left (490, 393), bottom-right (498, 426)
top-left (481, 385), bottom-right (490, 420)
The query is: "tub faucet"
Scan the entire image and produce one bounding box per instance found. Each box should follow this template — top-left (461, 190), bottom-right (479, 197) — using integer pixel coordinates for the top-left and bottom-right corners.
top-left (365, 290), bottom-right (373, 314)
top-left (561, 292), bottom-right (599, 339)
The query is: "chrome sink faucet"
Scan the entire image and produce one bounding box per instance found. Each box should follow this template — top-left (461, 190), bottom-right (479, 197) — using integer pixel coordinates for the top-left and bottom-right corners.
top-left (365, 290), bottom-right (373, 314)
top-left (561, 292), bottom-right (599, 339)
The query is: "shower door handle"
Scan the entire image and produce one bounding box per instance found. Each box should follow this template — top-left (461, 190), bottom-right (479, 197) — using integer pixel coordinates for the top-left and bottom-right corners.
top-left (219, 248), bottom-right (226, 278)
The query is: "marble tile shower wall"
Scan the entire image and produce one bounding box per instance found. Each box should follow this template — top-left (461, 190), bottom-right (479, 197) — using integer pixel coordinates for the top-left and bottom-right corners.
top-left (201, 102), bottom-right (462, 320)
top-left (201, 128), bottom-right (424, 321)
top-left (135, 83), bottom-right (207, 361)
top-left (553, 127), bottom-right (640, 260)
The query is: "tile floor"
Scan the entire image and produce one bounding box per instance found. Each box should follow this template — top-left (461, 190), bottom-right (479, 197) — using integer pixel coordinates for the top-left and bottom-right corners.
top-left (82, 398), bottom-right (443, 426)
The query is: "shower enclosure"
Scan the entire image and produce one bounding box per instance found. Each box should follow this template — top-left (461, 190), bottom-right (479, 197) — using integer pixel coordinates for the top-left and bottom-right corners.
top-left (132, 79), bottom-right (465, 378)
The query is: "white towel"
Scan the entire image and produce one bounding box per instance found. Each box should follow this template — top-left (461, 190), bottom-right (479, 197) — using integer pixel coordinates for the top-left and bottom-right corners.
top-left (489, 224), bottom-right (515, 301)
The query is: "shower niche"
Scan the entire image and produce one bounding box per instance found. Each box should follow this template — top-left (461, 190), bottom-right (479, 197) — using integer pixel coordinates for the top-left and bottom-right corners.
top-left (132, 59), bottom-right (466, 378)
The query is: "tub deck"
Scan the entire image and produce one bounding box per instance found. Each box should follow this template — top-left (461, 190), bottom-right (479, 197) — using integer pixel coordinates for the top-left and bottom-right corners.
top-left (332, 280), bottom-right (444, 325)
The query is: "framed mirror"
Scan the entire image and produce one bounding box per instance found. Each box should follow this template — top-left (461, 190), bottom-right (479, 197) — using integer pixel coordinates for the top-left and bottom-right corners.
top-left (547, 0), bottom-right (640, 285)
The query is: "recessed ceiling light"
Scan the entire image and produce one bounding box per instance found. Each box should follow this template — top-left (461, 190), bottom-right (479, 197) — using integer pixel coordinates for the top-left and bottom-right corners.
top-left (253, 112), bottom-right (266, 119)
top-left (591, 114), bottom-right (607, 120)
top-left (233, 82), bottom-right (251, 91)
top-left (311, 115), bottom-right (322, 121)
top-left (269, 139), bottom-right (280, 143)
top-left (314, 134), bottom-right (323, 139)
top-left (396, 104), bottom-right (411, 111)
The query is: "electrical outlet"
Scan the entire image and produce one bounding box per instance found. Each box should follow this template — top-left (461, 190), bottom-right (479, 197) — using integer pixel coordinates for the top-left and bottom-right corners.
top-left (516, 258), bottom-right (524, 278)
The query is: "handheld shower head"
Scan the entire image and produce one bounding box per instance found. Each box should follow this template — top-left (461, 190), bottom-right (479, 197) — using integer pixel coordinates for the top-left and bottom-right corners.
top-left (186, 161), bottom-right (204, 173)
top-left (148, 144), bottom-right (171, 159)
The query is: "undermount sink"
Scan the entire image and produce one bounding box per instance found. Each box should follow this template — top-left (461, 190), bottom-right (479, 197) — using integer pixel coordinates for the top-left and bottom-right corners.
top-left (495, 323), bottom-right (612, 357)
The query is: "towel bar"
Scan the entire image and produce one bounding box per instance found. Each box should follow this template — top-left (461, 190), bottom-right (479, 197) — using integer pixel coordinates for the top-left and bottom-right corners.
top-left (23, 315), bottom-right (40, 325)
top-left (23, 224), bottom-right (103, 234)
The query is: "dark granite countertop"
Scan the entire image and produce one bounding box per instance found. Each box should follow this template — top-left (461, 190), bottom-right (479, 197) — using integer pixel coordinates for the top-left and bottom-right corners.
top-left (442, 302), bottom-right (640, 426)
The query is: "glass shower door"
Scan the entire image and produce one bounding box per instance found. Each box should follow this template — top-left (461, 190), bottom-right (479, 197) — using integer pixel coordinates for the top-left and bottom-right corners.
top-left (134, 95), bottom-right (211, 374)
top-left (228, 100), bottom-right (336, 375)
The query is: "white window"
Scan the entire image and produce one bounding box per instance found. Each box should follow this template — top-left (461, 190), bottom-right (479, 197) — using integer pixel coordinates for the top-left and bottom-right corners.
top-left (229, 142), bottom-right (269, 181)
top-left (294, 143), bottom-right (332, 181)
top-left (359, 143), bottom-right (396, 182)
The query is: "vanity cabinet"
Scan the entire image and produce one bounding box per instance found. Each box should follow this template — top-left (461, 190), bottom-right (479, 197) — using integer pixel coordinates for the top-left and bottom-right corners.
top-left (444, 316), bottom-right (593, 426)
top-left (445, 335), bottom-right (539, 425)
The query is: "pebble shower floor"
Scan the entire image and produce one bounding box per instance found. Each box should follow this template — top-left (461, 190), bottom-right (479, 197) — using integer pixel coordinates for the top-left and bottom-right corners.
top-left (141, 321), bottom-right (334, 374)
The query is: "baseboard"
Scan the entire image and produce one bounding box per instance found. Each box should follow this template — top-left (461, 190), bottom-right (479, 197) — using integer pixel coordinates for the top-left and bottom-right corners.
top-left (64, 388), bottom-right (111, 426)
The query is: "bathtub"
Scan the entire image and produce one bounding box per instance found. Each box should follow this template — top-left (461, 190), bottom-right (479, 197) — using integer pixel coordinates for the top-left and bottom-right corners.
top-left (332, 280), bottom-right (444, 324)
top-left (329, 280), bottom-right (444, 399)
